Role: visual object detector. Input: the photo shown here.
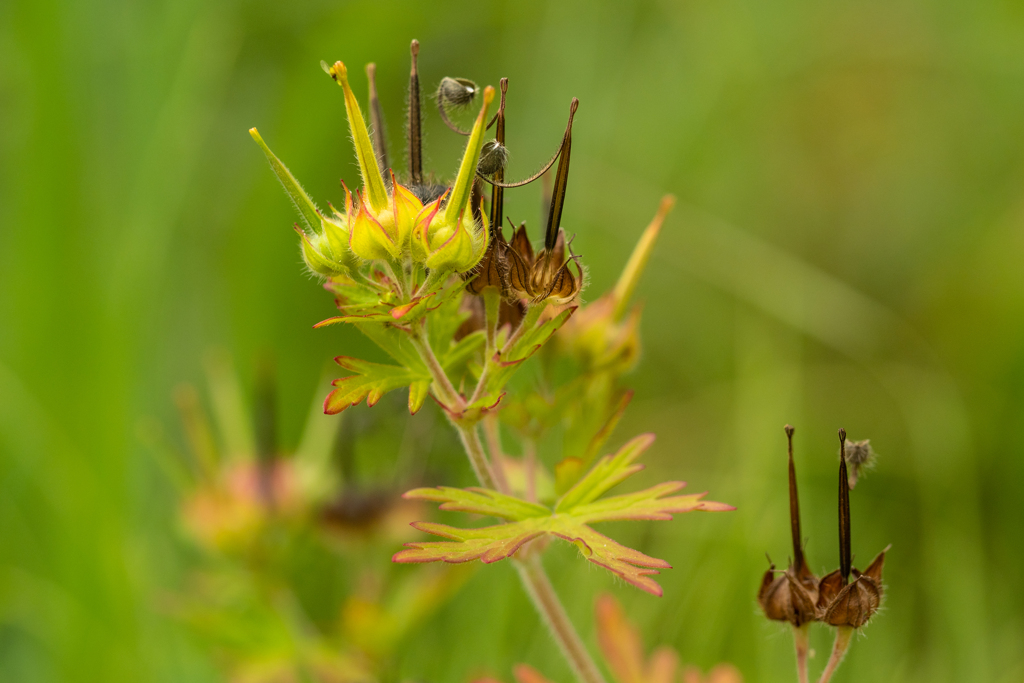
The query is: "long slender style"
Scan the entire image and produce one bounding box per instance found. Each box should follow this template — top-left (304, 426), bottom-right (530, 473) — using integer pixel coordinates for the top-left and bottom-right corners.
top-left (838, 428), bottom-right (851, 582)
top-left (786, 424), bottom-right (802, 567)
top-left (544, 98), bottom-right (578, 250)
top-left (407, 39), bottom-right (423, 184)
top-left (365, 63), bottom-right (389, 175)
top-left (489, 78), bottom-right (508, 231)
top-left (786, 424), bottom-right (810, 683)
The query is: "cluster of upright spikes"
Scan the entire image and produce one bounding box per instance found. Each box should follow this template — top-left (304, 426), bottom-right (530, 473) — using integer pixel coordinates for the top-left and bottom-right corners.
top-left (758, 426), bottom-right (889, 683)
top-left (249, 39), bottom-right (584, 307)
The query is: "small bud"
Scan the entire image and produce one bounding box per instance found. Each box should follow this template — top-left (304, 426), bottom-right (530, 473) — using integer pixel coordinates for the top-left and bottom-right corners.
top-left (477, 140), bottom-right (509, 176)
top-left (425, 212), bottom-right (488, 274)
top-left (348, 204), bottom-right (400, 261)
top-left (296, 226), bottom-right (346, 277)
top-left (437, 77), bottom-right (478, 109)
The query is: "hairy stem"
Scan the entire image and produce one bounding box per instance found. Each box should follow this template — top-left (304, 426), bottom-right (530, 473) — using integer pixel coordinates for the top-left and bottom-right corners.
top-left (468, 300), bottom-right (542, 404)
top-left (410, 322), bottom-right (604, 683)
top-left (455, 421), bottom-right (506, 493)
top-left (504, 302), bottom-right (543, 352)
top-left (408, 325), bottom-right (463, 410)
top-left (818, 627), bottom-right (853, 683)
top-left (793, 624), bottom-right (810, 683)
top-left (481, 415), bottom-right (511, 494)
top-left (468, 362), bottom-right (493, 405)
top-left (380, 260), bottom-right (407, 299)
top-left (409, 324), bottom-right (503, 490)
top-left (515, 555), bottom-right (608, 683)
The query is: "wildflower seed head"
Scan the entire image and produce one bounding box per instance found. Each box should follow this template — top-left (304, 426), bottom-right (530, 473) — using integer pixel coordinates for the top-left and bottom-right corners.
top-left (478, 140), bottom-right (510, 176)
top-left (816, 546), bottom-right (888, 628)
top-left (758, 561), bottom-right (820, 627)
top-left (757, 424), bottom-right (819, 627)
top-left (841, 437), bottom-right (877, 489)
top-left (437, 77), bottom-right (479, 109)
top-left (813, 428), bottom-right (890, 629)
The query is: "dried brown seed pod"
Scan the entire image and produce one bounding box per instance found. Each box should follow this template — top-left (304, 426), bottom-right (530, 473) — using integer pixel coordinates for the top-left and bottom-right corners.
top-left (757, 425), bottom-right (820, 627)
top-left (814, 429), bottom-right (889, 629)
top-left (816, 547), bottom-right (887, 628)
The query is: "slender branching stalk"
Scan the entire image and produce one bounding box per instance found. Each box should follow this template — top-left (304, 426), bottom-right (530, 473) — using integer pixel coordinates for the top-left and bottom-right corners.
top-left (410, 316), bottom-right (604, 683)
top-left (483, 286), bottom-right (501, 357)
top-left (793, 624), bottom-right (810, 683)
top-left (818, 627), bottom-right (853, 683)
top-left (515, 554), bottom-right (609, 683)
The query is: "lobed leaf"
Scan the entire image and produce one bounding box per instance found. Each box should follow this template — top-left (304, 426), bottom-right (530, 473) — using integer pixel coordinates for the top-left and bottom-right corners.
top-left (395, 436), bottom-right (733, 596)
top-left (403, 486), bottom-right (550, 521)
top-left (556, 433), bottom-right (654, 512)
top-left (323, 356), bottom-right (429, 415)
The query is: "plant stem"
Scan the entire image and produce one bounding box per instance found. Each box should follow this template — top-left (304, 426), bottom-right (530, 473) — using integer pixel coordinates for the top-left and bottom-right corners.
top-left (515, 555), bottom-right (608, 683)
top-left (818, 627), bottom-right (853, 683)
top-left (504, 302), bottom-right (543, 352)
top-left (409, 322), bottom-right (605, 683)
top-left (793, 624), bottom-right (810, 683)
top-left (483, 286), bottom-right (501, 357)
top-left (380, 260), bottom-right (406, 299)
top-left (482, 415), bottom-right (512, 495)
top-left (455, 421), bottom-right (506, 493)
top-left (409, 324), bottom-right (504, 491)
top-left (468, 300), bottom-right (543, 405)
top-left (408, 325), bottom-right (463, 410)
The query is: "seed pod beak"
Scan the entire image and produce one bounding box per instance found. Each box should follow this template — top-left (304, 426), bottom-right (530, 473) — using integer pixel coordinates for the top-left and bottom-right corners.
top-left (443, 85), bottom-right (496, 226)
top-left (327, 60), bottom-right (390, 214)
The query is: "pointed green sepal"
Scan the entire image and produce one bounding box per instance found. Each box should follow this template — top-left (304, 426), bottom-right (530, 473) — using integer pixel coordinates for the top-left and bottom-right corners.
top-left (327, 61), bottom-right (390, 215)
top-left (443, 85), bottom-right (495, 226)
top-left (250, 128), bottom-right (322, 234)
top-left (611, 195), bottom-right (675, 320)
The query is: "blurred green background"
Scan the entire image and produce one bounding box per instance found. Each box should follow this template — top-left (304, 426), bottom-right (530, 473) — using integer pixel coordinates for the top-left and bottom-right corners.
top-left (3, 0), bottom-right (1024, 681)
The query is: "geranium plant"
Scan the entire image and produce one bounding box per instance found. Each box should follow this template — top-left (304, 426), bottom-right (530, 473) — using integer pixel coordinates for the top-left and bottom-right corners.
top-left (248, 39), bottom-right (737, 682)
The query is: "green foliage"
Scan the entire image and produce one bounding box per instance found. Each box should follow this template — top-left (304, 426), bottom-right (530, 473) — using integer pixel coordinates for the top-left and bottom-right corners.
top-left (8, 2), bottom-right (1021, 682)
top-left (395, 435), bottom-right (732, 596)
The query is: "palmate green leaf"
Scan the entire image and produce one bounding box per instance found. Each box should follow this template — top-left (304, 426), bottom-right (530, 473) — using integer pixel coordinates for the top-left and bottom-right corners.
top-left (394, 434), bottom-right (734, 596)
top-left (324, 356), bottom-right (431, 415)
top-left (321, 320), bottom-right (484, 416)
